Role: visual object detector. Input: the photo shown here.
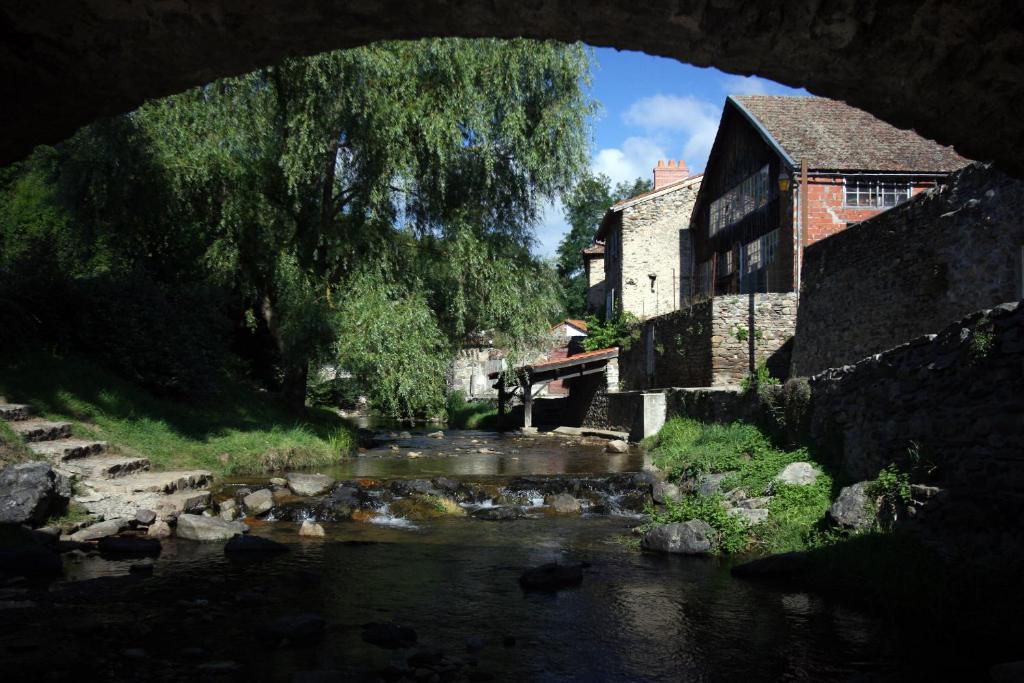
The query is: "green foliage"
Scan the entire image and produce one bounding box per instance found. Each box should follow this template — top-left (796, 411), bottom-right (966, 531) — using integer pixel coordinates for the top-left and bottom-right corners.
top-left (0, 419), bottom-right (32, 468)
top-left (445, 390), bottom-right (499, 430)
top-left (644, 494), bottom-right (750, 554)
top-left (867, 463), bottom-right (912, 504)
top-left (739, 360), bottom-right (779, 394)
top-left (306, 374), bottom-right (364, 410)
top-left (582, 309), bottom-right (641, 351)
top-left (732, 325), bottom-right (763, 343)
top-left (761, 377), bottom-right (812, 446)
top-left (0, 351), bottom-right (355, 475)
top-left (757, 479), bottom-right (834, 554)
top-left (970, 329), bottom-right (994, 360)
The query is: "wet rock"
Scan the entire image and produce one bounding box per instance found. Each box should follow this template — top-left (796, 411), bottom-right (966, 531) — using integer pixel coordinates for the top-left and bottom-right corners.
top-left (697, 473), bottom-right (733, 497)
top-left (299, 520), bottom-right (325, 537)
top-left (407, 451), bottom-right (423, 458)
top-left (829, 481), bottom-right (876, 530)
top-left (98, 536), bottom-right (162, 557)
top-left (176, 514), bottom-right (248, 542)
top-left (224, 534), bottom-right (288, 554)
top-left (0, 462), bottom-right (70, 527)
top-left (652, 481), bottom-right (682, 504)
top-left (262, 613), bottom-right (326, 645)
top-left (134, 509), bottom-right (157, 525)
top-left (398, 431), bottom-right (412, 439)
top-left (472, 506), bottom-right (526, 521)
top-left (69, 517), bottom-right (128, 542)
top-left (390, 480), bottom-right (439, 497)
top-left (243, 488), bottom-right (274, 516)
top-left (774, 462), bottom-right (820, 487)
top-left (641, 521), bottom-right (714, 555)
top-left (362, 621), bottom-right (418, 649)
top-left (427, 430), bottom-right (444, 439)
top-left (269, 477), bottom-right (288, 486)
top-left (519, 562), bottom-right (585, 591)
top-left (731, 551), bottom-right (810, 579)
top-left (317, 485), bottom-right (360, 520)
top-left (0, 546), bottom-right (62, 577)
top-left (390, 495), bottom-right (464, 520)
top-left (147, 520), bottom-right (172, 538)
top-left (728, 507), bottom-right (769, 525)
top-left (287, 473), bottom-right (334, 497)
top-left (605, 439), bottom-right (629, 453)
top-left (544, 493), bottom-right (581, 514)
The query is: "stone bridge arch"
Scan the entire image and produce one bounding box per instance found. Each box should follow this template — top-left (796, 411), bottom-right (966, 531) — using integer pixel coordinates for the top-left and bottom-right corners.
top-left (1, 1), bottom-right (1021, 172)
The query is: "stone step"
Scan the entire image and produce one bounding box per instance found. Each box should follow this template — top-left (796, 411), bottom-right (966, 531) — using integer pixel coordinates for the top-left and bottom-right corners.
top-left (88, 469), bottom-right (214, 496)
top-left (0, 404), bottom-right (32, 421)
top-left (29, 438), bottom-right (107, 461)
top-left (60, 455), bottom-right (151, 480)
top-left (9, 419), bottom-right (73, 443)
top-left (75, 488), bottom-right (211, 522)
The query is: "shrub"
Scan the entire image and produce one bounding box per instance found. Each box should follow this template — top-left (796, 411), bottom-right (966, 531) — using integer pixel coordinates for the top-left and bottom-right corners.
top-left (645, 494), bottom-right (750, 554)
top-left (446, 390), bottom-right (499, 429)
top-left (867, 463), bottom-right (912, 503)
top-left (582, 309), bottom-right (641, 351)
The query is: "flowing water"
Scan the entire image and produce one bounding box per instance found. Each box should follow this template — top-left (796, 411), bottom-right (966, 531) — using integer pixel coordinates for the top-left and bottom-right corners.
top-left (3, 427), bottom-right (903, 681)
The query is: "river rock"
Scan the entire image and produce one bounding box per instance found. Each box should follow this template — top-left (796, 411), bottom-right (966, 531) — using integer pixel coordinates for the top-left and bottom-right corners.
top-left (147, 520), bottom-right (172, 538)
top-left (697, 472), bottom-right (733, 497)
top-left (269, 477), bottom-right (288, 486)
top-left (390, 479), bottom-right (438, 497)
top-left (472, 506), bottom-right (526, 521)
top-left (728, 507), bottom-right (769, 525)
top-left (98, 536), bottom-right (162, 557)
top-left (0, 462), bottom-right (70, 527)
top-left (362, 622), bottom-right (418, 649)
top-left (224, 534), bottom-right (289, 554)
top-left (828, 481), bottom-right (875, 530)
top-left (286, 473), bottom-right (334, 497)
top-left (243, 489), bottom-right (274, 516)
top-left (176, 514), bottom-right (248, 542)
top-left (605, 439), bottom-right (629, 453)
top-left (427, 430), bottom-right (444, 439)
top-left (652, 481), bottom-right (683, 504)
top-left (219, 498), bottom-right (238, 522)
top-left (544, 493), bottom-right (581, 514)
top-left (518, 562), bottom-right (585, 591)
top-left (299, 520), bottom-right (325, 537)
top-left (398, 431), bottom-right (412, 439)
top-left (134, 509), bottom-right (157, 525)
top-left (774, 462), bottom-right (820, 487)
top-left (69, 518), bottom-right (128, 542)
top-left (641, 520), bottom-right (714, 555)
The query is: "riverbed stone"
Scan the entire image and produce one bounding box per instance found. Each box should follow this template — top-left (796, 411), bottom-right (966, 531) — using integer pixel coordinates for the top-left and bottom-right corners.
top-left (652, 481), bottom-right (683, 504)
top-left (69, 517), bottom-right (128, 542)
top-left (641, 520), bottom-right (714, 555)
top-left (243, 488), bottom-right (274, 516)
top-left (828, 481), bottom-right (876, 530)
top-left (134, 509), bottom-right (157, 525)
top-left (605, 439), bottom-right (629, 453)
top-left (518, 562), bottom-right (585, 591)
top-left (175, 514), bottom-right (247, 542)
top-left (774, 462), bottom-right (820, 487)
top-left (0, 462), bottom-right (70, 527)
top-left (544, 493), bottom-right (581, 514)
top-left (286, 473), bottom-right (334, 497)
top-left (269, 477), bottom-right (287, 486)
top-left (299, 520), bottom-right (325, 537)
top-left (147, 520), bottom-right (171, 538)
top-left (427, 430), bottom-right (444, 439)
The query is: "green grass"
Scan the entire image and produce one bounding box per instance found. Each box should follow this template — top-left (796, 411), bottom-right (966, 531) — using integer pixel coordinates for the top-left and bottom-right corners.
top-left (0, 351), bottom-right (356, 475)
top-left (644, 417), bottom-right (834, 555)
top-left (0, 418), bottom-right (33, 468)
top-left (445, 390), bottom-right (499, 430)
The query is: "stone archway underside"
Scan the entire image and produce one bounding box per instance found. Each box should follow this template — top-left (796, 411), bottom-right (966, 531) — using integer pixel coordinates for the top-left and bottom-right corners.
top-left (1, 1), bottom-right (1022, 173)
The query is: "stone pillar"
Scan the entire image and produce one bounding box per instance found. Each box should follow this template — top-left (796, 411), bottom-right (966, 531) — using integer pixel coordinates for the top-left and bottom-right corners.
top-left (605, 358), bottom-right (620, 394)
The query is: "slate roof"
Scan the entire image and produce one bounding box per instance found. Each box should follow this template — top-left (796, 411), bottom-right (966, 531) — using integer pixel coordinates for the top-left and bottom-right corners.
top-left (731, 96), bottom-right (971, 173)
top-left (581, 243), bottom-right (605, 257)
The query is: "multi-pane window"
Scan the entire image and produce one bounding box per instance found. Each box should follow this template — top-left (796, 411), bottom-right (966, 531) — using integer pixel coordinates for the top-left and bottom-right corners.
top-left (716, 248), bottom-right (734, 276)
top-left (710, 165), bottom-right (771, 236)
top-left (844, 176), bottom-right (912, 208)
top-left (739, 228), bottom-right (780, 293)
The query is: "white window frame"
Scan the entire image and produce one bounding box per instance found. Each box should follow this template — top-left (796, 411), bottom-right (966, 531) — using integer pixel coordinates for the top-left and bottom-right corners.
top-left (844, 176), bottom-right (912, 209)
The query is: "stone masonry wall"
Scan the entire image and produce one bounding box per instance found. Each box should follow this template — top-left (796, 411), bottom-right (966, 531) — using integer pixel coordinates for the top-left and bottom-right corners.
top-left (619, 292), bottom-right (797, 390)
top-left (710, 293), bottom-right (799, 386)
top-left (792, 163), bottom-right (1024, 376)
top-left (619, 179), bottom-right (701, 320)
top-left (802, 176), bottom-right (934, 246)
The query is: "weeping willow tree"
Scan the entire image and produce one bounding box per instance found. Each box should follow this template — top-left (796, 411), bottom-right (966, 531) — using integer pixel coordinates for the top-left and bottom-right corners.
top-left (130, 39), bottom-right (595, 415)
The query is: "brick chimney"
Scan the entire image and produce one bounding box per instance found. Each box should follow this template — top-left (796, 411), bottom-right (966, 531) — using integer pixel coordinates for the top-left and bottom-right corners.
top-left (653, 159), bottom-right (689, 190)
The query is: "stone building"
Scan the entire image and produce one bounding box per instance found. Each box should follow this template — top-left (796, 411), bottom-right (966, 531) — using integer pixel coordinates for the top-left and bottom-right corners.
top-left (581, 243), bottom-right (606, 315)
top-left (596, 162), bottom-right (702, 320)
top-left (690, 95), bottom-right (971, 298)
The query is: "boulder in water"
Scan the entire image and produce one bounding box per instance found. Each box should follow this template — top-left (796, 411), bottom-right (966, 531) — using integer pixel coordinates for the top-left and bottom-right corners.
top-left (243, 488), bottom-right (274, 516)
top-left (427, 431), bottom-right (444, 439)
top-left (299, 520), bottom-right (325, 537)
top-left (544, 493), bottom-right (581, 514)
top-left (287, 473), bottom-right (334, 497)
top-left (176, 514), bottom-right (248, 542)
top-left (147, 520), bottom-right (172, 538)
top-left (69, 518), bottom-right (128, 542)
top-left (641, 521), bottom-right (714, 555)
top-left (519, 562), bottom-right (585, 591)
top-left (605, 439), bottom-right (629, 453)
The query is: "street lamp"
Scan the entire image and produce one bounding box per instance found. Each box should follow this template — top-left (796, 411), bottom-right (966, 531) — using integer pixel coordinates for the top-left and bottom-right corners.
top-left (777, 170), bottom-right (792, 193)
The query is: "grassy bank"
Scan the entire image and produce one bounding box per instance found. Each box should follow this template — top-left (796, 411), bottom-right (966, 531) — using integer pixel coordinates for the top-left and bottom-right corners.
top-left (445, 391), bottom-right (499, 430)
top-left (0, 351), bottom-right (356, 475)
top-left (642, 417), bottom-right (834, 554)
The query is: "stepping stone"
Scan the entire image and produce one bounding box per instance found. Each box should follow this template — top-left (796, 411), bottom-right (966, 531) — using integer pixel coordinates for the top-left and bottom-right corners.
top-left (91, 470), bottom-right (214, 495)
top-left (61, 456), bottom-right (151, 480)
top-left (9, 419), bottom-right (72, 443)
top-left (29, 439), bottom-right (107, 461)
top-left (0, 404), bottom-right (32, 421)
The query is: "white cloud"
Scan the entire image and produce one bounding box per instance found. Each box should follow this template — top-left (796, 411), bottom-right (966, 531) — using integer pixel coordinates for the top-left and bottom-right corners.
top-left (720, 74), bottom-right (772, 96)
top-left (592, 136), bottom-right (668, 187)
top-left (623, 94), bottom-right (720, 133)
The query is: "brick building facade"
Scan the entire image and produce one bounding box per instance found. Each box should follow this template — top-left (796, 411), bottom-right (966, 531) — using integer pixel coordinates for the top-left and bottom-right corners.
top-left (596, 167), bottom-right (702, 320)
top-left (690, 95), bottom-right (970, 298)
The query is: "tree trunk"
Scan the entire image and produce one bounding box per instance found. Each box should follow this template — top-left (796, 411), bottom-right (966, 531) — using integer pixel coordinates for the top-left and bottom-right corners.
top-left (260, 293), bottom-right (308, 414)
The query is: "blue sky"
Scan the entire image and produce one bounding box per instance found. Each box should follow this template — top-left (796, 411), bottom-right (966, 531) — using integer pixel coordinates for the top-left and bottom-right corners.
top-left (533, 47), bottom-right (807, 257)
